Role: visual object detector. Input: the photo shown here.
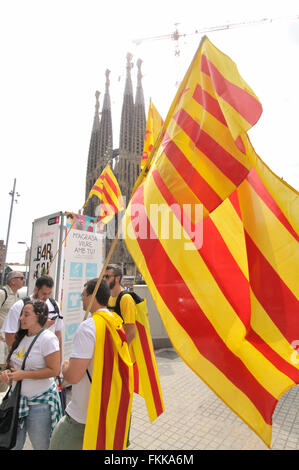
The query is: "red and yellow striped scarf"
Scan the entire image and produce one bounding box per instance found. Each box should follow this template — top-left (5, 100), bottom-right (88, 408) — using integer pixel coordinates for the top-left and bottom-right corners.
top-left (83, 309), bottom-right (134, 450)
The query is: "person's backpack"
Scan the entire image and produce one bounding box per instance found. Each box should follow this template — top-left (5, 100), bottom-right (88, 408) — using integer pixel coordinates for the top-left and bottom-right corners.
top-left (108, 290), bottom-right (144, 320)
top-left (22, 297), bottom-right (63, 319)
top-left (0, 288), bottom-right (8, 308)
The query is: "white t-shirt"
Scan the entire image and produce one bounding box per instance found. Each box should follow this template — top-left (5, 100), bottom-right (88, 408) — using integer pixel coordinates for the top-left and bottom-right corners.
top-left (10, 329), bottom-right (60, 398)
top-left (1, 296), bottom-right (63, 334)
top-left (65, 316), bottom-right (98, 424)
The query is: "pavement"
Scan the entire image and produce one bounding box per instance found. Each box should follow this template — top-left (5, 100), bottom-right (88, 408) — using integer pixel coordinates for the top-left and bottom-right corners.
top-left (1, 347), bottom-right (299, 451)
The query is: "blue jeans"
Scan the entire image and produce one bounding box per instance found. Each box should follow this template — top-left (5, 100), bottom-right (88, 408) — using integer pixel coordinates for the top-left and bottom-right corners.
top-left (12, 404), bottom-right (52, 450)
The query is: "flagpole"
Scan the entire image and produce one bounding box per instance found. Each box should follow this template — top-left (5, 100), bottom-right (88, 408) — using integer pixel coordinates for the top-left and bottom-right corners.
top-left (83, 221), bottom-right (122, 320)
top-left (82, 161), bottom-right (129, 320)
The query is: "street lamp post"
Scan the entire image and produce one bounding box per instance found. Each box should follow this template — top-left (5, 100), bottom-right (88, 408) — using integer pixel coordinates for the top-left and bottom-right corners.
top-left (1, 179), bottom-right (20, 286)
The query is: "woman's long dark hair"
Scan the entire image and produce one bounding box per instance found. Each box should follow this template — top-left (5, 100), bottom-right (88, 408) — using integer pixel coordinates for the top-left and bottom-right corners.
top-left (6, 300), bottom-right (49, 368)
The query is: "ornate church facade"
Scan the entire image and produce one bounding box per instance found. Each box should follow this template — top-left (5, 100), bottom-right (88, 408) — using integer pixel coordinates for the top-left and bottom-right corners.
top-left (83, 54), bottom-right (146, 275)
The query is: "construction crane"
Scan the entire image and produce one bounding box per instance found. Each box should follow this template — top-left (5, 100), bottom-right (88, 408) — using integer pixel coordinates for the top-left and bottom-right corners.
top-left (133, 15), bottom-right (299, 57)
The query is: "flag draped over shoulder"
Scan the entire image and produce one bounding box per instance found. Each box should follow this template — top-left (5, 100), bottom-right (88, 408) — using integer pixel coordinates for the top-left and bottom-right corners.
top-left (83, 310), bottom-right (134, 450)
top-left (130, 297), bottom-right (165, 422)
top-left (141, 99), bottom-right (164, 171)
top-left (122, 36), bottom-right (299, 447)
top-left (85, 163), bottom-right (125, 224)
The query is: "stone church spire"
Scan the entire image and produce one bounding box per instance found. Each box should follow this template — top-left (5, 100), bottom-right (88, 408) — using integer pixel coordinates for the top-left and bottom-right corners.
top-left (119, 53), bottom-right (134, 153)
top-left (98, 69), bottom-right (113, 166)
top-left (84, 90), bottom-right (101, 213)
top-left (84, 69), bottom-right (114, 217)
top-left (84, 91), bottom-right (101, 215)
top-left (86, 90), bottom-right (101, 175)
top-left (132, 59), bottom-right (146, 156)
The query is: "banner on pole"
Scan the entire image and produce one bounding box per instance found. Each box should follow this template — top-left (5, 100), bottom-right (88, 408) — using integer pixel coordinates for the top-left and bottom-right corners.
top-left (61, 213), bottom-right (105, 360)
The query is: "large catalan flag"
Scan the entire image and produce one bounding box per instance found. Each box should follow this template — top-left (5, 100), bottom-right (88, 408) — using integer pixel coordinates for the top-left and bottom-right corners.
top-left (85, 163), bottom-right (125, 224)
top-left (141, 99), bottom-right (164, 171)
top-left (83, 309), bottom-right (134, 450)
top-left (122, 36), bottom-right (299, 447)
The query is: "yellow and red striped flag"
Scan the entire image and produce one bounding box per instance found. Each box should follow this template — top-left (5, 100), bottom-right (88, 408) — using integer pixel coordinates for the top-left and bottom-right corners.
top-left (130, 297), bottom-right (164, 422)
top-left (141, 99), bottom-right (164, 171)
top-left (122, 36), bottom-right (299, 447)
top-left (85, 163), bottom-right (125, 224)
top-left (83, 309), bottom-right (134, 450)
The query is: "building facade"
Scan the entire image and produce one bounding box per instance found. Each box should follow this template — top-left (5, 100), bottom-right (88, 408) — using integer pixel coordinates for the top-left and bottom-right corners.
top-left (84, 54), bottom-right (146, 275)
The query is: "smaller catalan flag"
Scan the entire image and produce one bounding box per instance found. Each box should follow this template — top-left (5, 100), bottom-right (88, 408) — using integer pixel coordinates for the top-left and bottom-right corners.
top-left (85, 163), bottom-right (125, 224)
top-left (141, 99), bottom-right (164, 171)
top-left (130, 297), bottom-right (164, 422)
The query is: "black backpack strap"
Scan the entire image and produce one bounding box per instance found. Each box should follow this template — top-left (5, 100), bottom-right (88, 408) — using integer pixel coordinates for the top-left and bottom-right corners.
top-left (86, 369), bottom-right (92, 383)
top-left (108, 290), bottom-right (144, 320)
top-left (48, 298), bottom-right (63, 319)
top-left (21, 328), bottom-right (45, 369)
top-left (126, 291), bottom-right (144, 305)
top-left (0, 287), bottom-right (8, 307)
top-left (115, 291), bottom-right (128, 319)
top-left (107, 291), bottom-right (125, 319)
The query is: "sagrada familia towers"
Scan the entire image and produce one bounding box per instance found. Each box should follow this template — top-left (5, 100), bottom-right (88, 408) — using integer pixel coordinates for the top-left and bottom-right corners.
top-left (84, 53), bottom-right (147, 275)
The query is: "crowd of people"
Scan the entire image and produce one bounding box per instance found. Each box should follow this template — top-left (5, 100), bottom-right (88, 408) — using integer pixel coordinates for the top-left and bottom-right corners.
top-left (0, 265), bottom-right (137, 450)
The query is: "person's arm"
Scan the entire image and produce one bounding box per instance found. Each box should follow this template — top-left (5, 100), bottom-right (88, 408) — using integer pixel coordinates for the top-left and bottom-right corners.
top-left (62, 358), bottom-right (91, 384)
top-left (123, 323), bottom-right (135, 345)
top-left (120, 294), bottom-right (136, 345)
top-left (5, 332), bottom-right (15, 347)
top-left (3, 301), bottom-right (22, 346)
top-left (62, 318), bottom-right (95, 384)
top-left (0, 369), bottom-right (10, 383)
top-left (5, 350), bottom-right (61, 382)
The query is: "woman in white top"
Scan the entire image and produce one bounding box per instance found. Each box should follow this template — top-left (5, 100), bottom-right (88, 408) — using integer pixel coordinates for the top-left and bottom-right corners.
top-left (0, 300), bottom-right (62, 450)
